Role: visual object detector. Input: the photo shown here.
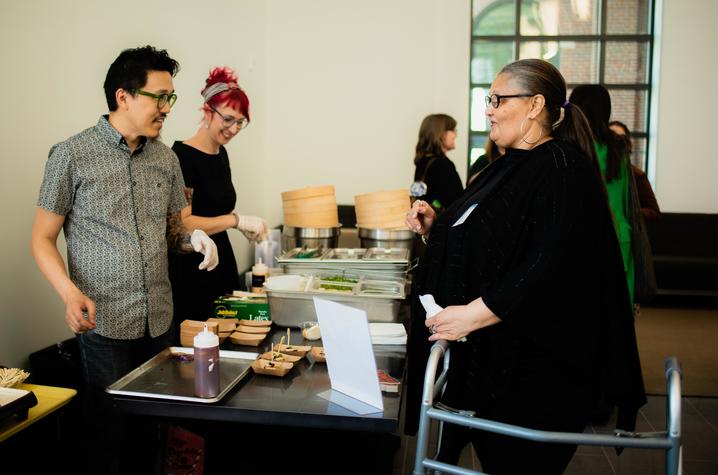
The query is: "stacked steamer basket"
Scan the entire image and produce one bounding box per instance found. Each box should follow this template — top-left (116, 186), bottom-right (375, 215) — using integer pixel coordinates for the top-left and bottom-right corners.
top-left (354, 189), bottom-right (414, 254)
top-left (281, 185), bottom-right (341, 252)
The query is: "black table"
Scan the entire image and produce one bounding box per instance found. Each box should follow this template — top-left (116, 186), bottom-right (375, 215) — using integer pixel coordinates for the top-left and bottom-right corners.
top-left (110, 328), bottom-right (407, 473)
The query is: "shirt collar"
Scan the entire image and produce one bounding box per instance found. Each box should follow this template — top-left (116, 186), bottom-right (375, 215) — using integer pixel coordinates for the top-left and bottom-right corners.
top-left (96, 115), bottom-right (147, 152)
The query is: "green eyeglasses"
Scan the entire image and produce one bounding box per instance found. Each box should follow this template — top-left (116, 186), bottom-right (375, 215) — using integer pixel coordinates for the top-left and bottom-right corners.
top-left (135, 89), bottom-right (178, 109)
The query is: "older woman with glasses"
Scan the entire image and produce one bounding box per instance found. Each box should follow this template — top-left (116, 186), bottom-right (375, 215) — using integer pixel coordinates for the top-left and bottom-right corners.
top-left (169, 66), bottom-right (268, 331)
top-left (405, 59), bottom-right (645, 473)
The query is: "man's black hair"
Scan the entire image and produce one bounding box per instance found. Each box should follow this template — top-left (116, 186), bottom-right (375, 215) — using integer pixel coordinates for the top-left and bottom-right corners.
top-left (103, 45), bottom-right (180, 111)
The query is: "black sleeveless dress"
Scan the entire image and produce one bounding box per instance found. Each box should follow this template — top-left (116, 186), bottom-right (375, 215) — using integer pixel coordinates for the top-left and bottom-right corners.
top-left (168, 142), bottom-right (240, 327)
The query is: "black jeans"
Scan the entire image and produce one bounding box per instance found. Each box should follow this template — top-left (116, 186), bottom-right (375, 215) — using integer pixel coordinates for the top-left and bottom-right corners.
top-left (77, 324), bottom-right (173, 475)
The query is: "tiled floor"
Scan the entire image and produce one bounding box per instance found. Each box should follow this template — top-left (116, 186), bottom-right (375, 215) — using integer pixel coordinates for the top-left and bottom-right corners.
top-left (395, 396), bottom-right (718, 474)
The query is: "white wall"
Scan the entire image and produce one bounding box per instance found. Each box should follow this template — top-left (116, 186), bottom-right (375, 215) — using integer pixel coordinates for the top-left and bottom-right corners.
top-left (0, 0), bottom-right (714, 369)
top-left (0, 0), bottom-right (469, 368)
top-left (261, 0), bottom-right (469, 223)
top-left (0, 0), bottom-right (268, 368)
top-left (652, 0), bottom-right (718, 213)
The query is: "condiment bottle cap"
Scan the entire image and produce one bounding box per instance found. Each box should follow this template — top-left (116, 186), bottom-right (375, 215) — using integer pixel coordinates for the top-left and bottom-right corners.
top-left (194, 323), bottom-right (219, 348)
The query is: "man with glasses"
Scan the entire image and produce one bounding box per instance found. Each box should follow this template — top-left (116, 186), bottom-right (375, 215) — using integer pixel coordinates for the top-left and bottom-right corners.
top-left (31, 45), bottom-right (219, 474)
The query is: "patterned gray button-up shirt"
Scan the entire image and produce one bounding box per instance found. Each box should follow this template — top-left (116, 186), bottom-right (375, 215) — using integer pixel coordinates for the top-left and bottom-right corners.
top-left (38, 116), bottom-right (187, 339)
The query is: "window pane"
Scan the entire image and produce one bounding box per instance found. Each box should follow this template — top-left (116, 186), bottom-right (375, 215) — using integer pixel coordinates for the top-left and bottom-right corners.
top-left (470, 87), bottom-right (490, 132)
top-left (605, 41), bottom-right (650, 84)
top-left (472, 40), bottom-right (515, 84)
top-left (519, 41), bottom-right (599, 83)
top-left (473, 0), bottom-right (516, 36)
top-left (609, 89), bottom-right (647, 133)
top-left (520, 0), bottom-right (599, 36)
top-left (470, 135), bottom-right (489, 165)
top-left (630, 137), bottom-right (647, 170)
top-left (607, 0), bottom-right (650, 34)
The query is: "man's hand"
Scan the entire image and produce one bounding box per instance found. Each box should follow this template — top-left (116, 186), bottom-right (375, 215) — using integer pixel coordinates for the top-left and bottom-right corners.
top-left (64, 288), bottom-right (97, 334)
top-left (190, 229), bottom-right (219, 271)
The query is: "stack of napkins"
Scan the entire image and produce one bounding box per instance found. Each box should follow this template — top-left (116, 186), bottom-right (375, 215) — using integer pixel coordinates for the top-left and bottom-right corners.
top-left (369, 323), bottom-right (407, 345)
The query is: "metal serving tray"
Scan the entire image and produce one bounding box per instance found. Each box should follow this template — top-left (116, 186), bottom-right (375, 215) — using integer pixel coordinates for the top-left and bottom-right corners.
top-left (267, 288), bottom-right (402, 327)
top-left (106, 347), bottom-right (257, 404)
top-left (277, 247), bottom-right (411, 280)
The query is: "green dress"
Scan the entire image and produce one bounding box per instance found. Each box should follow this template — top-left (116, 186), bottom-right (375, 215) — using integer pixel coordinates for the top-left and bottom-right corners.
top-left (596, 143), bottom-right (634, 305)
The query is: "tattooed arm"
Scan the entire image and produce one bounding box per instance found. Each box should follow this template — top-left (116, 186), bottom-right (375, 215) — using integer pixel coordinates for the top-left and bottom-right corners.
top-left (167, 208), bottom-right (194, 253)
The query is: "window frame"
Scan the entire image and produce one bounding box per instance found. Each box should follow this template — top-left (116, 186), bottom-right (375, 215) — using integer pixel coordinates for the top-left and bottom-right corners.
top-left (469, 0), bottom-right (657, 171)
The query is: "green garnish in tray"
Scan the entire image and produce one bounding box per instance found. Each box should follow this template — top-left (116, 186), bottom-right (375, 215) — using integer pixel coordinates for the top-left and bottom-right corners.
top-left (319, 284), bottom-right (353, 291)
top-left (318, 275), bottom-right (358, 291)
top-left (296, 248), bottom-right (321, 258)
top-left (321, 276), bottom-right (358, 283)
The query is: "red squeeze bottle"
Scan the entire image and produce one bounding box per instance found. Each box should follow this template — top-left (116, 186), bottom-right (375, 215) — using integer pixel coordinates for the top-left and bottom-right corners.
top-left (194, 324), bottom-right (220, 398)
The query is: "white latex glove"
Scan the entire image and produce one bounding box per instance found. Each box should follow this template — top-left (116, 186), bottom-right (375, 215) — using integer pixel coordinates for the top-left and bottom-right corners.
top-left (234, 213), bottom-right (269, 242)
top-left (190, 229), bottom-right (219, 271)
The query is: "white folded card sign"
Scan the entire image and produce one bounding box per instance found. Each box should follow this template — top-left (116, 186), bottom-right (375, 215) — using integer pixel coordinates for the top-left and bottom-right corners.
top-left (313, 297), bottom-right (383, 414)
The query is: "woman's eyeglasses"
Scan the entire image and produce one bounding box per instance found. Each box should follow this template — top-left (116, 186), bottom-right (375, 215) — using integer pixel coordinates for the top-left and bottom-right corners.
top-left (208, 104), bottom-right (249, 130)
top-left (485, 93), bottom-right (534, 109)
top-left (135, 89), bottom-right (177, 109)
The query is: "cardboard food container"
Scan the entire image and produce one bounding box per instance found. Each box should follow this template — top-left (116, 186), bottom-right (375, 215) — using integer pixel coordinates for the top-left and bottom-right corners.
top-left (239, 318), bottom-right (273, 327)
top-left (310, 346), bottom-right (326, 363)
top-left (251, 359), bottom-right (293, 377)
top-left (260, 351), bottom-right (302, 364)
top-left (229, 331), bottom-right (266, 346)
top-left (237, 324), bottom-right (271, 334)
top-left (273, 343), bottom-right (311, 357)
top-left (180, 320), bottom-right (219, 347)
top-left (212, 295), bottom-right (270, 322)
top-left (207, 317), bottom-right (239, 333)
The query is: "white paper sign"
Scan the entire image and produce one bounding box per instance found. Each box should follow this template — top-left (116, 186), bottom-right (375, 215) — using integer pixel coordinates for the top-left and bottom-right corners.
top-left (313, 298), bottom-right (384, 413)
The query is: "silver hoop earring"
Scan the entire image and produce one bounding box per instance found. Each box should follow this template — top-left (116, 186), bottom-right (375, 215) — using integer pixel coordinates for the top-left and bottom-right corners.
top-left (519, 117), bottom-right (544, 145)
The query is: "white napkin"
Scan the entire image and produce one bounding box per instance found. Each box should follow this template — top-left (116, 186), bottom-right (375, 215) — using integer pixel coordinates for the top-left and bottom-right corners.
top-left (369, 323), bottom-right (407, 345)
top-left (419, 294), bottom-right (467, 342)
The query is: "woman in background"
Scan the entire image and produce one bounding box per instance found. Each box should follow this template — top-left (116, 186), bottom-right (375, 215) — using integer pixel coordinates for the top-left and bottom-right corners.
top-left (467, 138), bottom-right (503, 186)
top-left (609, 120), bottom-right (661, 222)
top-left (411, 114), bottom-right (464, 212)
top-left (570, 85), bottom-right (635, 305)
top-left (169, 66), bottom-right (268, 330)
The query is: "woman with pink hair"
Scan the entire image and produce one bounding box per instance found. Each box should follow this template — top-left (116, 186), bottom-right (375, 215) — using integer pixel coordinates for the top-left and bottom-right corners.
top-left (169, 66), bottom-right (267, 331)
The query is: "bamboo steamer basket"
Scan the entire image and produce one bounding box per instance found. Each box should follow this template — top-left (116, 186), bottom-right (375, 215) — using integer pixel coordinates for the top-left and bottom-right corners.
top-left (354, 189), bottom-right (411, 230)
top-left (281, 185), bottom-right (339, 228)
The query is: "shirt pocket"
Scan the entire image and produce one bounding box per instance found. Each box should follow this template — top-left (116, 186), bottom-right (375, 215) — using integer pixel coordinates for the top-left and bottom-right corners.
top-left (144, 176), bottom-right (172, 218)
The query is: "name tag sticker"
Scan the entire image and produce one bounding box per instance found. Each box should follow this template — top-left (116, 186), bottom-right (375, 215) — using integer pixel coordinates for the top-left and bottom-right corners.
top-left (452, 203), bottom-right (477, 227)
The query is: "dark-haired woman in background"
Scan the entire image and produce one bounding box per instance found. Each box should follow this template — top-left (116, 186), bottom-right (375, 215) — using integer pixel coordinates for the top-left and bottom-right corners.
top-left (411, 114), bottom-right (464, 212)
top-left (609, 120), bottom-right (661, 222)
top-left (169, 66), bottom-right (268, 332)
top-left (405, 59), bottom-right (645, 473)
top-left (466, 138), bottom-right (503, 186)
top-left (570, 85), bottom-right (635, 305)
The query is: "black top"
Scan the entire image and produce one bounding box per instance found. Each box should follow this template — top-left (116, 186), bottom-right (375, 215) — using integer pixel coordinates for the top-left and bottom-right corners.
top-left (413, 155), bottom-right (463, 211)
top-left (168, 142), bottom-right (240, 323)
top-left (406, 139), bottom-right (645, 434)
